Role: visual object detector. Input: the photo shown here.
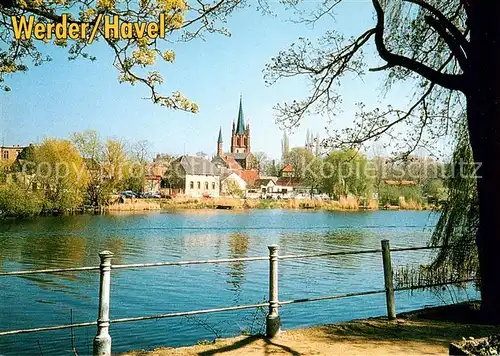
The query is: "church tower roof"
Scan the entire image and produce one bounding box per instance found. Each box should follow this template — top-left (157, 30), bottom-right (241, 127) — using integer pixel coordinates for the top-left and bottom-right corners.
top-left (236, 95), bottom-right (246, 135)
top-left (217, 127), bottom-right (223, 143)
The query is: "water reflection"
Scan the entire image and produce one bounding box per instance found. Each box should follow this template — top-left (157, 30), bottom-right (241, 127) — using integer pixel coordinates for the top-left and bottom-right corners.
top-left (226, 233), bottom-right (249, 300)
top-left (0, 210), bottom-right (447, 356)
top-left (20, 234), bottom-right (87, 267)
top-left (277, 229), bottom-right (373, 292)
top-left (320, 230), bottom-right (372, 269)
top-left (0, 230), bottom-right (127, 292)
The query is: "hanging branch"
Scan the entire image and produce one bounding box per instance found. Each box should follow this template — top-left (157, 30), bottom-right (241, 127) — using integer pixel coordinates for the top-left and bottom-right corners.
top-left (372, 0), bottom-right (465, 92)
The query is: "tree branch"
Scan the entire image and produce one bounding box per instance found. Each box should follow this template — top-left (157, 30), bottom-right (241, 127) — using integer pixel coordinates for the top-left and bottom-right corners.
top-left (372, 0), bottom-right (465, 92)
top-left (424, 15), bottom-right (467, 71)
top-left (267, 28), bottom-right (375, 127)
top-left (369, 63), bottom-right (393, 72)
top-left (346, 83), bottom-right (436, 145)
top-left (331, 52), bottom-right (456, 150)
top-left (404, 0), bottom-right (469, 53)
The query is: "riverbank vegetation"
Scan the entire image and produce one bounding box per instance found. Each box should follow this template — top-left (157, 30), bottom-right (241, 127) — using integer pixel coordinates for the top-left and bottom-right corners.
top-left (0, 131), bottom-right (448, 218)
top-left (271, 145), bottom-right (447, 210)
top-left (0, 132), bottom-right (149, 218)
top-left (156, 196), bottom-right (369, 211)
top-left (134, 195), bottom-right (426, 212)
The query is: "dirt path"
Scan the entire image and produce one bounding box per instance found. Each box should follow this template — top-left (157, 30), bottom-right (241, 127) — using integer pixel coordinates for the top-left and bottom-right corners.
top-left (121, 317), bottom-right (497, 355)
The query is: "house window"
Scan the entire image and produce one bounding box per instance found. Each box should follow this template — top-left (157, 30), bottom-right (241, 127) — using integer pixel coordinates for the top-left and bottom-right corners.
top-left (205, 182), bottom-right (209, 190)
top-left (190, 181), bottom-right (194, 189)
top-left (2, 151), bottom-right (8, 160)
top-left (212, 182), bottom-right (216, 190)
top-left (197, 181), bottom-right (201, 189)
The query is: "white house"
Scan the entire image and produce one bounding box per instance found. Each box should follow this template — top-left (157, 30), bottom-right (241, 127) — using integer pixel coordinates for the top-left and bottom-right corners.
top-left (221, 172), bottom-right (247, 196)
top-left (167, 155), bottom-right (220, 198)
top-left (253, 178), bottom-right (276, 195)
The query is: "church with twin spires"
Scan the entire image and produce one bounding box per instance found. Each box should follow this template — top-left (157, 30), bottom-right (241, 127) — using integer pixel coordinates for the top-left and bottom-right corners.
top-left (212, 96), bottom-right (258, 185)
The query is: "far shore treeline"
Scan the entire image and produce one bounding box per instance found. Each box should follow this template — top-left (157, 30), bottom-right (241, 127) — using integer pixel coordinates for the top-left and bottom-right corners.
top-left (0, 130), bottom-right (449, 218)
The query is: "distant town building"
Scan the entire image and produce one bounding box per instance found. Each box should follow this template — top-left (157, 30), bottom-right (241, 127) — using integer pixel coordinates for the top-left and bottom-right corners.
top-left (253, 178), bottom-right (277, 195)
top-left (143, 163), bottom-right (167, 193)
top-left (1, 144), bottom-right (27, 165)
top-left (166, 155), bottom-right (220, 198)
top-left (275, 163), bottom-right (309, 195)
top-left (212, 96), bottom-right (259, 186)
top-left (280, 163), bottom-right (295, 178)
top-left (220, 172), bottom-right (247, 196)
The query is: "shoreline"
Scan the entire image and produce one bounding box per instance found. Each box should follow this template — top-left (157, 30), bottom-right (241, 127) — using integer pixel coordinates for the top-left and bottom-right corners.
top-left (106, 197), bottom-right (437, 212)
top-left (0, 198), bottom-right (439, 219)
top-left (119, 303), bottom-right (492, 356)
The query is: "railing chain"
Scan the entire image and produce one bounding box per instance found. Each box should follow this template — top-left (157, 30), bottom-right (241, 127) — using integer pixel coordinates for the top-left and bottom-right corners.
top-left (0, 241), bottom-right (479, 356)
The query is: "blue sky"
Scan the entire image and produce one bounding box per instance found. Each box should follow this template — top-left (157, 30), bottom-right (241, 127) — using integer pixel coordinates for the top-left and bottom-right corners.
top-left (0, 1), bottom-right (415, 159)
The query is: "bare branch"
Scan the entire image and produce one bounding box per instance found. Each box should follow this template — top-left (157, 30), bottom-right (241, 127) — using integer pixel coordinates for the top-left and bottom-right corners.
top-left (369, 63), bottom-right (393, 72)
top-left (266, 28), bottom-right (375, 127)
top-left (372, 0), bottom-right (465, 92)
top-left (404, 0), bottom-right (469, 53)
top-left (424, 14), bottom-right (467, 71)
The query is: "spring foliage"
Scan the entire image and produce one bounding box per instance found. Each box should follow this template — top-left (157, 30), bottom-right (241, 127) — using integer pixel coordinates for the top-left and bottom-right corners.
top-left (1, 0), bottom-right (244, 111)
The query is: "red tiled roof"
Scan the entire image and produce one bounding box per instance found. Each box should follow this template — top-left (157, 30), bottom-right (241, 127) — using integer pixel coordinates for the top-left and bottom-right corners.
top-left (148, 164), bottom-right (167, 177)
top-left (145, 175), bottom-right (162, 181)
top-left (281, 163), bottom-right (294, 173)
top-left (222, 155), bottom-right (243, 170)
top-left (238, 169), bottom-right (259, 186)
top-left (276, 177), bottom-right (302, 187)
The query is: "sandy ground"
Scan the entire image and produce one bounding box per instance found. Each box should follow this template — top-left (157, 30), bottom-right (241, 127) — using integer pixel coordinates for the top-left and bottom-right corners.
top-left (120, 317), bottom-right (498, 355)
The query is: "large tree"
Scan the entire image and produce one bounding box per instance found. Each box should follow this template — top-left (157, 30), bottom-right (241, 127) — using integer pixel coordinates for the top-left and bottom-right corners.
top-left (265, 0), bottom-right (500, 320)
top-left (33, 138), bottom-right (89, 211)
top-left (71, 130), bottom-right (106, 206)
top-left (322, 149), bottom-right (371, 200)
top-left (285, 147), bottom-right (322, 196)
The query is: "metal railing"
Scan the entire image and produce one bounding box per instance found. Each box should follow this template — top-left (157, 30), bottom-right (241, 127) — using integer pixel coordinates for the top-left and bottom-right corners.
top-left (0, 240), bottom-right (477, 356)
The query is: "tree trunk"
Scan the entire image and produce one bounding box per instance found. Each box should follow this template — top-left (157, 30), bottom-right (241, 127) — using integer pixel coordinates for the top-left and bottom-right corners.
top-left (467, 2), bottom-right (500, 322)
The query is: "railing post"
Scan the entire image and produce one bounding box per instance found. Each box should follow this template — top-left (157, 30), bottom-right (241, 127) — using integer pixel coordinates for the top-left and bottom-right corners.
top-left (93, 251), bottom-right (114, 356)
top-left (381, 240), bottom-right (396, 320)
top-left (266, 244), bottom-right (281, 338)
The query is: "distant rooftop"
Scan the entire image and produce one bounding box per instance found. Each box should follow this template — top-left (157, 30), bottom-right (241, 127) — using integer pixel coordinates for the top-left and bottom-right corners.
top-left (177, 155), bottom-right (219, 176)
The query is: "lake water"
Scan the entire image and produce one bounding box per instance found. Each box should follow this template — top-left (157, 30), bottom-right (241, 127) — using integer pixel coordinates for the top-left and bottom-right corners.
top-left (0, 210), bottom-right (477, 355)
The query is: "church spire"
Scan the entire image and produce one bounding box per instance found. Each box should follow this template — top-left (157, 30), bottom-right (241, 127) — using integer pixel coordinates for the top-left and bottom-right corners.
top-left (217, 127), bottom-right (223, 157)
top-left (236, 95), bottom-right (246, 135)
top-left (217, 127), bottom-right (223, 143)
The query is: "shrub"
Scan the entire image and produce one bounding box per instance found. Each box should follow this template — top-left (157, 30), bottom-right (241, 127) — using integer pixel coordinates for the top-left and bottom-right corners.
top-left (0, 184), bottom-right (44, 218)
top-left (338, 195), bottom-right (359, 209)
top-left (379, 185), bottom-right (423, 206)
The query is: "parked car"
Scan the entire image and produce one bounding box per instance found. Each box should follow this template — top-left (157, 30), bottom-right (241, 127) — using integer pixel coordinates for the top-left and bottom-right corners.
top-left (120, 191), bottom-right (137, 198)
top-left (143, 192), bottom-right (161, 199)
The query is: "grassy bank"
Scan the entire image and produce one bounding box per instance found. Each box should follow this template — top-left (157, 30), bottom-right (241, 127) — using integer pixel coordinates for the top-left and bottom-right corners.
top-left (157, 196), bottom-right (366, 211)
top-left (107, 199), bottom-right (161, 211)
top-left (154, 196), bottom-right (432, 211)
top-left (1, 195), bottom-right (432, 217)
